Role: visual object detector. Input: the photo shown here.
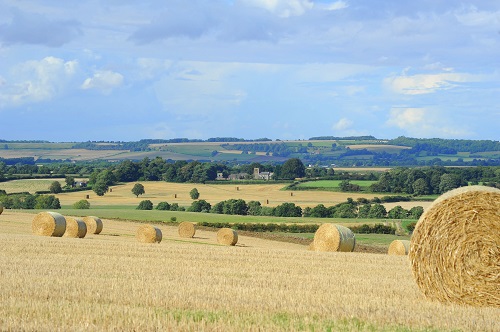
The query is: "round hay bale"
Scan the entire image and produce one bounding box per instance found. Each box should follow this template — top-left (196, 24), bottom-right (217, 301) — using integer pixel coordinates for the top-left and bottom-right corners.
top-left (217, 228), bottom-right (238, 246)
top-left (136, 225), bottom-right (162, 243)
top-left (32, 212), bottom-right (66, 237)
top-left (178, 221), bottom-right (196, 238)
top-left (63, 216), bottom-right (87, 238)
top-left (313, 223), bottom-right (356, 252)
top-left (0, 202), bottom-right (3, 215)
top-left (388, 240), bottom-right (410, 255)
top-left (82, 216), bottom-right (103, 234)
top-left (409, 185), bottom-right (500, 307)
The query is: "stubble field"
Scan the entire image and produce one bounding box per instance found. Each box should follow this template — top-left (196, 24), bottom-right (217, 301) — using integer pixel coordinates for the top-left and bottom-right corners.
top-left (0, 211), bottom-right (498, 331)
top-left (53, 181), bottom-right (431, 211)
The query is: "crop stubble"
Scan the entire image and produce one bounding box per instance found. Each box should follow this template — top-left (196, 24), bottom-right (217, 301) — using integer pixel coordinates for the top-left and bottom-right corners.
top-left (0, 212), bottom-right (498, 331)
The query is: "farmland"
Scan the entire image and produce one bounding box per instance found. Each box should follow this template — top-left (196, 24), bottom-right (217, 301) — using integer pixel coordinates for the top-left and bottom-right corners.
top-left (0, 210), bottom-right (498, 331)
top-left (23, 180), bottom-right (429, 211)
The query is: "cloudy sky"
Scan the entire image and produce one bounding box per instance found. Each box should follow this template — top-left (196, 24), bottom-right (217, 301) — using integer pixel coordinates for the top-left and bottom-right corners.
top-left (0, 0), bottom-right (499, 142)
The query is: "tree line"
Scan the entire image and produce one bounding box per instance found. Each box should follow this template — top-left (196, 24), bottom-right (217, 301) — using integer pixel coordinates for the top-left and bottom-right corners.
top-left (369, 166), bottom-right (500, 194)
top-left (136, 196), bottom-right (424, 220)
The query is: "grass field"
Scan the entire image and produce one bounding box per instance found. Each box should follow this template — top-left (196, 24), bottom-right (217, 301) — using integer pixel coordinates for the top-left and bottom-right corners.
top-left (295, 180), bottom-right (378, 189)
top-left (1, 211), bottom-right (498, 331)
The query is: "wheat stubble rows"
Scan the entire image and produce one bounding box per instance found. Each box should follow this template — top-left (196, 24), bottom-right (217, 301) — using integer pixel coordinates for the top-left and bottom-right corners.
top-left (0, 214), bottom-right (498, 331)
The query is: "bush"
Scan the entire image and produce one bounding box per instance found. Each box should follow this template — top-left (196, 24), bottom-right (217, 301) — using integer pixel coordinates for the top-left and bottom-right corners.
top-left (170, 217), bottom-right (177, 222)
top-left (156, 201), bottom-right (171, 210)
top-left (35, 195), bottom-right (61, 209)
top-left (406, 222), bottom-right (417, 232)
top-left (350, 224), bottom-right (395, 234)
top-left (137, 200), bottom-right (153, 210)
top-left (73, 199), bottom-right (90, 209)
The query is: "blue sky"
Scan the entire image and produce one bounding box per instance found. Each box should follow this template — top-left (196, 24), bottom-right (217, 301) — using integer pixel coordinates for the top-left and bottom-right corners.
top-left (0, 0), bottom-right (499, 142)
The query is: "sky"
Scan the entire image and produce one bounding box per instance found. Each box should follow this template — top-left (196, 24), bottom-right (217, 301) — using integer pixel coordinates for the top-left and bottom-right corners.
top-left (0, 0), bottom-right (499, 142)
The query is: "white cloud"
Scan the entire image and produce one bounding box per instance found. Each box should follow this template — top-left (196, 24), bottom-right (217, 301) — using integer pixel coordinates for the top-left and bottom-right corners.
top-left (0, 56), bottom-right (77, 108)
top-left (384, 72), bottom-right (474, 95)
top-left (81, 70), bottom-right (124, 94)
top-left (333, 118), bottom-right (353, 130)
top-left (240, 0), bottom-right (314, 17)
top-left (386, 108), bottom-right (425, 128)
top-left (386, 107), bottom-right (470, 138)
top-left (323, 1), bottom-right (348, 11)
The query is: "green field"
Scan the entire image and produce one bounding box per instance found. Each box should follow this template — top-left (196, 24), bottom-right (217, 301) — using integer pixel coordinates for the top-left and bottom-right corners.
top-left (295, 180), bottom-right (377, 190)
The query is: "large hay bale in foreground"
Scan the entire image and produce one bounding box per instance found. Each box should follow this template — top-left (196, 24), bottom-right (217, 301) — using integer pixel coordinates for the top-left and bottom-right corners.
top-left (409, 185), bottom-right (500, 307)
top-left (388, 240), bottom-right (410, 255)
top-left (313, 223), bottom-right (356, 252)
top-left (136, 225), bottom-right (162, 243)
top-left (82, 216), bottom-right (103, 234)
top-left (63, 216), bottom-right (87, 238)
top-left (178, 221), bottom-right (196, 238)
top-left (217, 228), bottom-right (238, 246)
top-left (32, 212), bottom-right (66, 237)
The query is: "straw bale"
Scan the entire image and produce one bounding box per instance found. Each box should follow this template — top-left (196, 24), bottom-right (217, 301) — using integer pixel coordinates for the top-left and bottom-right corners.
top-left (409, 185), bottom-right (500, 307)
top-left (312, 223), bottom-right (356, 252)
top-left (63, 216), bottom-right (87, 238)
top-left (82, 216), bottom-right (103, 234)
top-left (178, 221), bottom-right (196, 238)
top-left (32, 212), bottom-right (66, 237)
top-left (388, 240), bottom-right (410, 255)
top-left (217, 228), bottom-right (238, 246)
top-left (136, 225), bottom-right (162, 243)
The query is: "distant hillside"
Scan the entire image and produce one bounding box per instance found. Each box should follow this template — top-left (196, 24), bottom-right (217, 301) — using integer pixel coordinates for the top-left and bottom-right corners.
top-left (0, 136), bottom-right (498, 166)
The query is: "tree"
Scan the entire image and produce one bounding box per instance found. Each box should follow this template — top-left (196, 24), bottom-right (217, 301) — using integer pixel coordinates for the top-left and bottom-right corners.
top-left (438, 173), bottom-right (463, 193)
top-left (409, 206), bottom-right (424, 219)
top-left (188, 199), bottom-right (211, 212)
top-left (280, 158), bottom-right (306, 180)
top-left (368, 204), bottom-right (387, 218)
top-left (35, 195), bottom-right (61, 209)
top-left (49, 181), bottom-right (62, 194)
top-left (132, 183), bottom-right (145, 198)
top-left (156, 202), bottom-right (171, 210)
top-left (412, 178), bottom-right (429, 196)
top-left (189, 188), bottom-right (200, 200)
top-left (73, 199), bottom-right (90, 209)
top-left (247, 201), bottom-right (262, 216)
top-left (65, 175), bottom-right (75, 187)
top-left (274, 202), bottom-right (302, 217)
top-left (93, 180), bottom-right (108, 196)
top-left (137, 200), bottom-right (153, 210)
top-left (388, 206), bottom-right (408, 219)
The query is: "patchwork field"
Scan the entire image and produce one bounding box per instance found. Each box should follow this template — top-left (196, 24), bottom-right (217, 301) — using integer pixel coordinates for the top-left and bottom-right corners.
top-left (0, 211), bottom-right (498, 331)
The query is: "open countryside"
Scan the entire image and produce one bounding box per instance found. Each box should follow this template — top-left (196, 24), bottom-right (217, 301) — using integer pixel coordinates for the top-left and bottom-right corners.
top-left (0, 138), bottom-right (499, 331)
top-left (1, 211), bottom-right (499, 331)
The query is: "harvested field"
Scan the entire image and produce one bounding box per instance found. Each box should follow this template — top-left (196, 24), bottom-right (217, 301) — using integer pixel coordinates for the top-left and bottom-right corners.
top-left (54, 181), bottom-right (400, 209)
top-left (0, 210), bottom-right (498, 331)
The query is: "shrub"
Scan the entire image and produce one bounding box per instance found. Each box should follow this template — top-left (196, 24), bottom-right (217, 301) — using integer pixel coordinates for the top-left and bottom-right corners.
top-left (49, 181), bottom-right (62, 194)
top-left (170, 217), bottom-right (177, 222)
top-left (137, 200), bottom-right (153, 210)
top-left (156, 201), bottom-right (171, 210)
top-left (73, 199), bottom-right (90, 209)
top-left (35, 195), bottom-right (61, 209)
top-left (406, 222), bottom-right (417, 232)
top-left (189, 188), bottom-right (200, 200)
